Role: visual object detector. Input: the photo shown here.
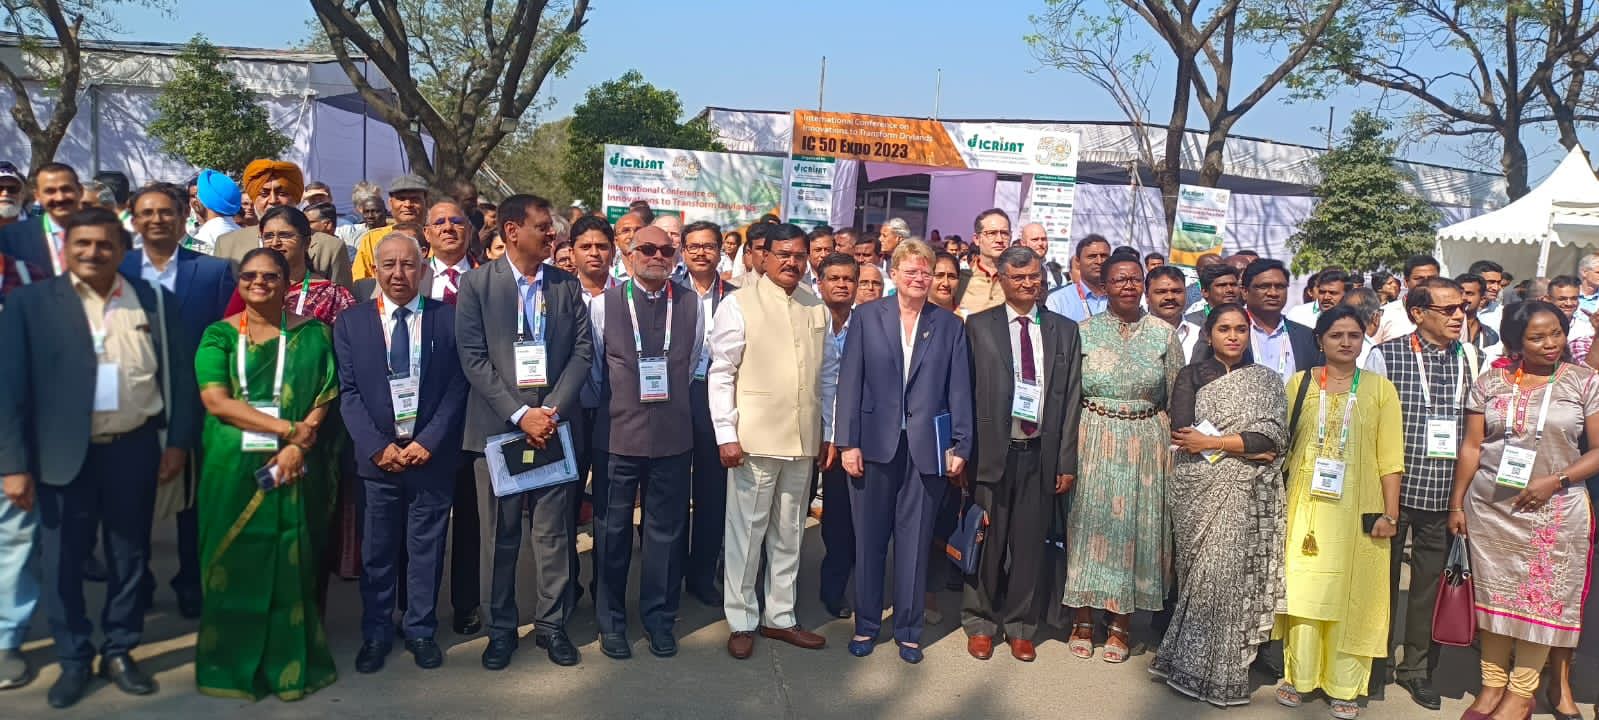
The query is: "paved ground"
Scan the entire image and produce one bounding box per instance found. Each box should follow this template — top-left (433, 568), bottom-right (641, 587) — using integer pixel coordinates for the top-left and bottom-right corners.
top-left (6, 518), bottom-right (1598, 720)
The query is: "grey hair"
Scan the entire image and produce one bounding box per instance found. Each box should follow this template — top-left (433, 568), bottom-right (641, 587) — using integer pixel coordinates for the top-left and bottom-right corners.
top-left (1580, 253), bottom-right (1599, 276)
top-left (552, 214), bottom-right (570, 243)
top-left (998, 245), bottom-right (1039, 271)
top-left (352, 180), bottom-right (383, 205)
top-left (885, 217), bottom-right (911, 239)
top-left (375, 228), bottom-right (424, 261)
top-left (1340, 286), bottom-right (1382, 326)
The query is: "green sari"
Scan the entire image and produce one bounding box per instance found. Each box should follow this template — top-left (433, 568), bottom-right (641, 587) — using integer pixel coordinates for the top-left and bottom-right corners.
top-left (194, 318), bottom-right (340, 701)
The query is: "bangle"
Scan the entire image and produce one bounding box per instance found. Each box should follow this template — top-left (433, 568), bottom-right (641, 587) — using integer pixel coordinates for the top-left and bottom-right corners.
top-left (282, 419), bottom-right (296, 440)
top-left (1448, 507), bottom-right (1465, 512)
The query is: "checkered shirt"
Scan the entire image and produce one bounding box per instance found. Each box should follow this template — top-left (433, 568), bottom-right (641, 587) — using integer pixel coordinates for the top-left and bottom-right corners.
top-left (1372, 334), bottom-right (1474, 511)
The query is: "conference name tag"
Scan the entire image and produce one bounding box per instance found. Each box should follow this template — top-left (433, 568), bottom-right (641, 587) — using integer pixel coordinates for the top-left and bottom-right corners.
top-left (1496, 445), bottom-right (1536, 489)
top-left (388, 372), bottom-right (419, 427)
top-left (694, 347), bottom-right (710, 381)
top-left (1425, 417), bottom-right (1459, 459)
top-left (1012, 378), bottom-right (1041, 423)
top-left (639, 356), bottom-right (669, 403)
top-left (1311, 458), bottom-right (1346, 500)
top-left (242, 403), bottom-right (281, 452)
top-left (514, 341), bottom-right (548, 388)
top-left (93, 363), bottom-right (120, 412)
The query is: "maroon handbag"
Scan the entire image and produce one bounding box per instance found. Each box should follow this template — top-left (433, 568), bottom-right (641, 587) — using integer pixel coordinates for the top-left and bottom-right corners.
top-left (1432, 536), bottom-right (1477, 647)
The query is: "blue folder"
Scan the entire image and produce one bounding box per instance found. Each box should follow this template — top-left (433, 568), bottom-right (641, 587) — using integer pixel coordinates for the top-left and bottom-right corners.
top-left (934, 411), bottom-right (953, 476)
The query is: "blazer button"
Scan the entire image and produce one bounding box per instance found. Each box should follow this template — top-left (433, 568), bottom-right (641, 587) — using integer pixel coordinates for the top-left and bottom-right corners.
top-left (906, 411), bottom-right (913, 418)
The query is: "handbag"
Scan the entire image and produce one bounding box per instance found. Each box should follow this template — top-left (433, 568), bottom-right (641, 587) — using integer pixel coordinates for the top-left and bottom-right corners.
top-left (1432, 535), bottom-right (1477, 647)
top-left (944, 491), bottom-right (988, 576)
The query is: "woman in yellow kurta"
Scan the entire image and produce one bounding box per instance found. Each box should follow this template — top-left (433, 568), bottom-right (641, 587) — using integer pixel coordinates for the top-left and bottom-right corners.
top-left (1276, 307), bottom-right (1404, 720)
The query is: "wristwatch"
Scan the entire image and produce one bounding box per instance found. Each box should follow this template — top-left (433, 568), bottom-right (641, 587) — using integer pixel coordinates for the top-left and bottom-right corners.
top-left (1559, 473), bottom-right (1573, 490)
top-left (1380, 514), bottom-right (1396, 526)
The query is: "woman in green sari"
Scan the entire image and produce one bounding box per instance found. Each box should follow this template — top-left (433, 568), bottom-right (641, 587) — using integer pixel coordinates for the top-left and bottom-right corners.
top-left (194, 247), bottom-right (339, 701)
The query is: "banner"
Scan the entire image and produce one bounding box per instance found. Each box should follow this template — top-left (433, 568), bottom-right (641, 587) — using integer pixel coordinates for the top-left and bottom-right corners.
top-left (1169, 184), bottom-right (1231, 266)
top-left (1023, 175), bottom-right (1078, 265)
top-left (790, 110), bottom-right (1080, 176)
top-left (601, 144), bottom-right (784, 229)
top-left (783, 155), bottom-right (835, 231)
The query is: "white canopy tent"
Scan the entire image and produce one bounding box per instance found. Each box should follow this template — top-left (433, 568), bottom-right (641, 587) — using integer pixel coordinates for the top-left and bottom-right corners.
top-left (1436, 145), bottom-right (1599, 279)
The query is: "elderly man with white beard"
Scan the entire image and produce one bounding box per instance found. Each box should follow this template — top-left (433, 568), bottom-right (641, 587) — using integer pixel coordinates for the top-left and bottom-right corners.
top-left (0, 163), bottom-right (25, 230)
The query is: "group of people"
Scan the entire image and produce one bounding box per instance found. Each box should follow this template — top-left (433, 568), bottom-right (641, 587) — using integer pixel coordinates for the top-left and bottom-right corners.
top-left (0, 158), bottom-right (1594, 720)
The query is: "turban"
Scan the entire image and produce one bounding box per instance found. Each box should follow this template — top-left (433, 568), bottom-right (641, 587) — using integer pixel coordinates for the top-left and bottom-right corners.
top-left (241, 159), bottom-right (304, 202)
top-left (196, 169), bottom-right (241, 216)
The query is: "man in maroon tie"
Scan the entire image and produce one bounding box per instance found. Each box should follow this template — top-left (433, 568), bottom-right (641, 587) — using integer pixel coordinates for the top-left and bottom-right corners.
top-left (958, 246), bottom-right (1082, 663)
top-left (425, 200), bottom-right (477, 306)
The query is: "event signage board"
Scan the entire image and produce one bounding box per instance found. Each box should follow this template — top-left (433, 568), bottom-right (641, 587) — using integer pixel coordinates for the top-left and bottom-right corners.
top-left (783, 154), bottom-right (835, 230)
top-left (1169, 184), bottom-right (1231, 266)
top-left (602, 143), bottom-right (784, 228)
top-left (1023, 174), bottom-right (1079, 264)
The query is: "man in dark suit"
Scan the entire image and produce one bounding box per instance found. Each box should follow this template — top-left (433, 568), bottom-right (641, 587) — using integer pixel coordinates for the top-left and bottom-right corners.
top-left (336, 231), bottom-right (468, 674)
top-left (0, 207), bottom-right (199, 709)
top-left (1192, 258), bottom-right (1321, 380)
top-left (960, 246), bottom-right (1082, 663)
top-left (835, 239), bottom-right (974, 664)
top-left (455, 194), bottom-right (592, 670)
top-left (119, 184), bottom-right (234, 620)
top-left (0, 162), bottom-right (84, 276)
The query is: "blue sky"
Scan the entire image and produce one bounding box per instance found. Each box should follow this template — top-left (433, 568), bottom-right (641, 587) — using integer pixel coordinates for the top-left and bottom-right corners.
top-left (113, 0), bottom-right (1588, 185)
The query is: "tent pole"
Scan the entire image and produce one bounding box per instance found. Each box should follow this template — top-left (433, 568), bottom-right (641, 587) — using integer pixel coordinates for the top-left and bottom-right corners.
top-left (1537, 207), bottom-right (1556, 277)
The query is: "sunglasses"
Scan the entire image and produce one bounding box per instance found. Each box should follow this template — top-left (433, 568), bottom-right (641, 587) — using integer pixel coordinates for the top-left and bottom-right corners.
top-left (239, 271), bottom-right (283, 283)
top-left (633, 244), bottom-right (678, 258)
top-left (1426, 303), bottom-right (1471, 316)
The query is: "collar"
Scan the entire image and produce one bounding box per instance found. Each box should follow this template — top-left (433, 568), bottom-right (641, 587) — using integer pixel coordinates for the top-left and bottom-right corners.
top-left (973, 256), bottom-right (1000, 280)
top-left (1004, 302), bottom-right (1040, 324)
top-left (1410, 331), bottom-right (1456, 354)
top-left (69, 272), bottom-right (121, 300)
top-left (689, 272), bottom-right (720, 297)
top-left (1250, 314), bottom-right (1287, 337)
top-left (381, 293), bottom-right (422, 318)
top-left (432, 254), bottom-right (472, 275)
top-left (1583, 290), bottom-right (1599, 302)
top-left (140, 251), bottom-right (176, 274)
top-left (508, 255), bottom-right (543, 286)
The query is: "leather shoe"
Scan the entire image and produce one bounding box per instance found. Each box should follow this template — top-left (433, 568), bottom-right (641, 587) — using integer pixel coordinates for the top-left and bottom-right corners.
top-left (0, 649), bottom-right (34, 690)
top-left (406, 637), bottom-right (443, 669)
top-left (1009, 638), bottom-right (1037, 662)
top-left (758, 625), bottom-right (826, 650)
top-left (647, 630), bottom-right (678, 658)
top-left (535, 630), bottom-right (580, 666)
top-left (47, 665), bottom-right (91, 708)
top-left (453, 609), bottom-right (483, 636)
top-left (1397, 677), bottom-right (1441, 710)
top-left (821, 598), bottom-right (852, 619)
top-left (600, 632), bottom-right (632, 659)
top-left (481, 635), bottom-right (516, 670)
top-left (727, 631), bottom-right (756, 659)
top-left (848, 637), bottom-right (874, 657)
top-left (967, 634), bottom-right (994, 660)
top-left (99, 654), bottom-right (155, 695)
top-left (896, 640), bottom-right (924, 665)
top-left (174, 586), bottom-right (203, 620)
top-left (354, 640), bottom-right (391, 674)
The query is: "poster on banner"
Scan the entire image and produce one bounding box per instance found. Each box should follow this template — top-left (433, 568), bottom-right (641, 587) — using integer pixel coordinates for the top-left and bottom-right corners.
top-left (601, 144), bottom-right (785, 228)
top-left (784, 155), bottom-right (835, 231)
top-left (1022, 175), bottom-right (1078, 266)
top-left (1169, 185), bottom-right (1231, 266)
top-left (790, 111), bottom-right (1080, 176)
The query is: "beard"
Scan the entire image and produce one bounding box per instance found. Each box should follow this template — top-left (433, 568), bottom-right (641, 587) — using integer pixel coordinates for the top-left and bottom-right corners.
top-left (0, 199), bottom-right (20, 219)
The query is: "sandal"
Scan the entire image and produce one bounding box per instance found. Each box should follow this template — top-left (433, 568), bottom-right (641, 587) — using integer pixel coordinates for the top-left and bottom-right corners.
top-left (1329, 699), bottom-right (1360, 719)
top-left (1276, 684), bottom-right (1302, 708)
top-left (1103, 623), bottom-right (1130, 664)
top-left (1068, 622), bottom-right (1094, 659)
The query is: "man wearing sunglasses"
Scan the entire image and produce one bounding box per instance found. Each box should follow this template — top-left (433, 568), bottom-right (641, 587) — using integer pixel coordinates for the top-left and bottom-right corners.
top-left (1363, 276), bottom-right (1478, 710)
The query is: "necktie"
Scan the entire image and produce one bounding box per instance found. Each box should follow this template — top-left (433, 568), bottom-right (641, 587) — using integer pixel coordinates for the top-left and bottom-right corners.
top-left (443, 268), bottom-right (460, 305)
top-left (389, 305), bottom-right (411, 374)
top-left (1017, 315), bottom-right (1037, 436)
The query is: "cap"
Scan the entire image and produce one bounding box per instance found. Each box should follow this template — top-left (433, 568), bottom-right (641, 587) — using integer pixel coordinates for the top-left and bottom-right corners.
top-left (197, 169), bottom-right (242, 216)
top-left (0, 161), bottom-right (23, 183)
top-left (570, 199), bottom-right (585, 208)
top-left (389, 174), bottom-right (429, 194)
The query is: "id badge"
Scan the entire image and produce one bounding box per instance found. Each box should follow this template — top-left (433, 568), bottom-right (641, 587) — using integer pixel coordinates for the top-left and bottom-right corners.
top-left (639, 356), bottom-right (669, 403)
top-left (514, 341), bottom-right (548, 389)
top-left (694, 347), bottom-right (710, 381)
top-left (1011, 377), bottom-right (1041, 423)
top-left (92, 330), bottom-right (107, 356)
top-left (242, 403), bottom-right (281, 452)
top-left (1497, 445), bottom-right (1537, 489)
top-left (388, 372), bottom-right (419, 425)
top-left (93, 362), bottom-right (120, 412)
top-left (1311, 457), bottom-right (1346, 500)
top-left (1425, 416), bottom-right (1459, 459)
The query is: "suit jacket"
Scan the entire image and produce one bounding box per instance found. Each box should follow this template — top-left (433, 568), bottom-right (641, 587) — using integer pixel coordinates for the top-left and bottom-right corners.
top-left (835, 297), bottom-right (974, 476)
top-left (1190, 315), bottom-right (1323, 371)
top-left (118, 247), bottom-right (235, 355)
top-left (334, 297), bottom-right (467, 482)
top-left (0, 275), bottom-right (201, 485)
top-left (215, 226), bottom-right (354, 289)
top-left (0, 216), bottom-right (56, 276)
top-left (966, 304), bottom-right (1082, 486)
top-left (455, 258), bottom-right (593, 452)
top-left (353, 264), bottom-right (437, 302)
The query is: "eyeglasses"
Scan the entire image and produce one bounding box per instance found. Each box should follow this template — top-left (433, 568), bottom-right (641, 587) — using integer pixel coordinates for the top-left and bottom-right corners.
top-left (430, 216), bottom-right (468, 227)
top-left (1107, 276), bottom-right (1142, 287)
top-left (1426, 303), bottom-right (1470, 316)
top-left (633, 244), bottom-right (678, 258)
top-left (897, 269), bottom-right (932, 280)
top-left (685, 243), bottom-right (720, 254)
top-left (239, 271), bottom-right (283, 283)
top-left (977, 229), bottom-right (1011, 240)
top-left (1004, 272), bottom-right (1043, 284)
top-left (259, 232), bottom-right (302, 243)
top-left (769, 251), bottom-right (806, 263)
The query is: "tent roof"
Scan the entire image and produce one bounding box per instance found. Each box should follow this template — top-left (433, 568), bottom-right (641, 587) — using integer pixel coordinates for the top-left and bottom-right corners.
top-left (1435, 145), bottom-right (1599, 245)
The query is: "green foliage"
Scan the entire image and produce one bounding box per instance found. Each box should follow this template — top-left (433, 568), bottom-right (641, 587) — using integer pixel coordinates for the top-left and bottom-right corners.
top-left (1289, 111), bottom-right (1440, 274)
top-left (148, 36), bottom-right (289, 175)
top-left (563, 70), bottom-right (723, 209)
top-left (491, 117), bottom-right (575, 208)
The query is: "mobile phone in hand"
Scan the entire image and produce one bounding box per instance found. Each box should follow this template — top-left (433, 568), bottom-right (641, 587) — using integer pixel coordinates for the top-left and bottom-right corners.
top-left (255, 463), bottom-right (280, 491)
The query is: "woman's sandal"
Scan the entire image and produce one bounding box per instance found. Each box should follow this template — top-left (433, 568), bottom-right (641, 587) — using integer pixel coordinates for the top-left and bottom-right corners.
top-left (1103, 622), bottom-right (1130, 664)
top-left (1275, 684), bottom-right (1302, 708)
top-left (1329, 699), bottom-right (1360, 719)
top-left (1068, 622), bottom-right (1095, 659)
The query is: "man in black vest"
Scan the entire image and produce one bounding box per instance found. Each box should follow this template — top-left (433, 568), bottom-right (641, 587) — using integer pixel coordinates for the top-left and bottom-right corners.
top-left (588, 226), bottom-right (702, 660)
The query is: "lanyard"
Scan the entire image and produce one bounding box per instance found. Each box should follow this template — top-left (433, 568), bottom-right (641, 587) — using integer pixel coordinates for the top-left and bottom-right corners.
top-left (293, 269), bottom-right (312, 315)
top-left (42, 215), bottom-right (64, 275)
top-left (237, 310), bottom-right (289, 405)
top-left (1410, 334), bottom-right (1466, 411)
top-left (377, 296), bottom-right (424, 376)
top-left (625, 280), bottom-right (673, 354)
top-left (1252, 314), bottom-right (1290, 376)
top-left (516, 271), bottom-right (546, 341)
top-left (1315, 367), bottom-right (1361, 459)
top-left (1510, 364), bottom-right (1566, 443)
top-left (87, 277), bottom-right (124, 353)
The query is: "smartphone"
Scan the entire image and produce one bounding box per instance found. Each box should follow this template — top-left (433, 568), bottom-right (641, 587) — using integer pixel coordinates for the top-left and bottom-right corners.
top-left (255, 463), bottom-right (280, 491)
top-left (1361, 513), bottom-right (1382, 534)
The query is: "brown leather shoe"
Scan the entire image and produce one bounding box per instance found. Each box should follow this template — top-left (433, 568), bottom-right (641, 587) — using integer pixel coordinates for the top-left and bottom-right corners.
top-left (727, 631), bottom-right (756, 659)
top-left (968, 634), bottom-right (994, 660)
top-left (758, 625), bottom-right (826, 650)
top-left (1009, 638), bottom-right (1037, 662)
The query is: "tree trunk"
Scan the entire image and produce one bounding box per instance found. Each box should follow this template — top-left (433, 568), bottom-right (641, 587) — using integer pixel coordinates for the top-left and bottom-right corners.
top-left (1156, 58), bottom-right (1194, 231)
top-left (1501, 124), bottom-right (1530, 200)
top-left (1199, 114), bottom-right (1238, 189)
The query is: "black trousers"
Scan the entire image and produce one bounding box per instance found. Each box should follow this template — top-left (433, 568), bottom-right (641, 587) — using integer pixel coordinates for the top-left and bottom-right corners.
top-left (360, 474), bottom-right (452, 642)
top-left (37, 423), bottom-right (159, 668)
top-left (961, 442), bottom-right (1049, 640)
top-left (684, 380), bottom-right (725, 597)
top-left (597, 452), bottom-right (691, 636)
top-left (1380, 506), bottom-right (1449, 686)
top-left (818, 464), bottom-right (855, 607)
top-left (448, 461), bottom-right (480, 616)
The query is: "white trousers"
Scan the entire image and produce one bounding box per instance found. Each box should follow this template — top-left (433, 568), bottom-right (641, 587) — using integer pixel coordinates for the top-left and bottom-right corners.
top-left (722, 456), bottom-right (811, 632)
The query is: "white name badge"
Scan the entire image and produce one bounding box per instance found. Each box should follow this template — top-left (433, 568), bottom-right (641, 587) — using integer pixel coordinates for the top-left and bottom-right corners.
top-left (639, 356), bottom-right (670, 403)
top-left (1311, 457), bottom-right (1346, 500)
top-left (1496, 445), bottom-right (1537, 489)
top-left (388, 372), bottom-right (419, 425)
top-left (694, 348), bottom-right (710, 381)
top-left (1425, 416), bottom-right (1459, 459)
top-left (1012, 378), bottom-right (1041, 423)
top-left (92, 330), bottom-right (107, 356)
top-left (93, 362), bottom-right (120, 412)
top-left (242, 403), bottom-right (281, 453)
top-left (514, 341), bottom-right (548, 389)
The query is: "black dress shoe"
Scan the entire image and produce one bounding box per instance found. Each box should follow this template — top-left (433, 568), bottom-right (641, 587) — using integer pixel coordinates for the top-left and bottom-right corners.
top-left (599, 632), bottom-right (632, 659)
top-left (47, 665), bottom-right (91, 708)
top-left (1397, 677), bottom-right (1442, 710)
top-left (354, 640), bottom-right (391, 674)
top-left (647, 629), bottom-right (678, 658)
top-left (0, 648), bottom-right (34, 690)
top-left (535, 630), bottom-right (580, 666)
top-left (174, 586), bottom-right (203, 620)
top-left (821, 599), bottom-right (852, 619)
top-left (481, 635), bottom-right (516, 670)
top-left (406, 637), bottom-right (444, 669)
top-left (453, 609), bottom-right (482, 636)
top-left (99, 654), bottom-right (155, 696)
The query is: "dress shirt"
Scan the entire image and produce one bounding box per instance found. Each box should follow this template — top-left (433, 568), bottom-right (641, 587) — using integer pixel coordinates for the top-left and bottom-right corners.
top-left (1356, 334), bottom-right (1378, 368)
top-left (958, 258), bottom-right (1004, 315)
top-left (1570, 309), bottom-right (1595, 341)
top-left (379, 292), bottom-right (424, 438)
top-left (1376, 297), bottom-right (1414, 343)
top-left (1005, 303), bottom-right (1044, 440)
top-left (508, 258), bottom-right (545, 425)
top-left (1183, 298), bottom-right (1208, 316)
top-left (1250, 316), bottom-right (1295, 383)
top-left (1178, 318), bottom-right (1203, 363)
top-left (588, 282), bottom-right (706, 418)
top-left (822, 313), bottom-right (849, 443)
top-left (691, 274), bottom-right (723, 377)
top-left (1581, 290), bottom-right (1599, 316)
top-left (139, 252), bottom-right (179, 292)
top-left (73, 274), bottom-right (163, 436)
top-left (705, 293), bottom-right (837, 455)
top-left (428, 255), bottom-right (474, 302)
top-left (1045, 281), bottom-right (1108, 322)
top-left (577, 276), bottom-right (617, 409)
top-left (1284, 301), bottom-right (1320, 329)
top-left (1478, 302), bottom-right (1503, 337)
top-left (191, 216), bottom-right (239, 255)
